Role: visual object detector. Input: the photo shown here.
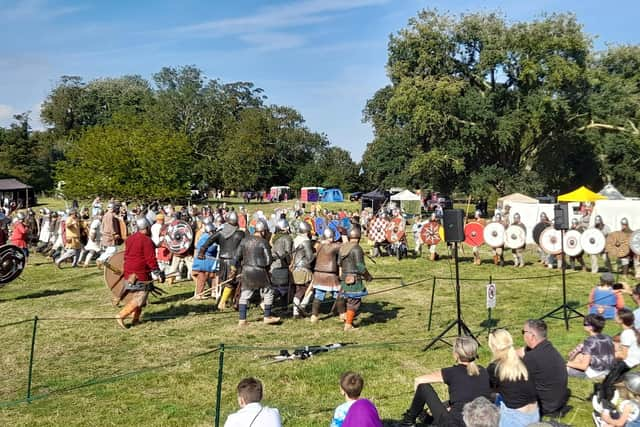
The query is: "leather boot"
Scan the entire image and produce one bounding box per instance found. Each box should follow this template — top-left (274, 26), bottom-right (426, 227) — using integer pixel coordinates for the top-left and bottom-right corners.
top-left (116, 301), bottom-right (138, 329)
top-left (493, 255), bottom-right (499, 265)
top-left (311, 299), bottom-right (321, 322)
top-left (430, 252), bottom-right (436, 261)
top-left (336, 297), bottom-right (346, 321)
top-left (218, 287), bottom-right (233, 310)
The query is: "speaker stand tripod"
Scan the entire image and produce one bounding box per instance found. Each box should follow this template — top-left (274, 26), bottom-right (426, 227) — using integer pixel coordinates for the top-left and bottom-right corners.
top-left (539, 228), bottom-right (583, 330)
top-left (423, 241), bottom-right (476, 351)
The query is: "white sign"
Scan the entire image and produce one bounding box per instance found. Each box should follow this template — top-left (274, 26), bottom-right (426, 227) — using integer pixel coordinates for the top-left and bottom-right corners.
top-left (486, 283), bottom-right (496, 309)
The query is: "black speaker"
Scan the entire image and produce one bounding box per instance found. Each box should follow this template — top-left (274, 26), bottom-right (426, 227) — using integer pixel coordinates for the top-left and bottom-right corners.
top-left (443, 209), bottom-right (465, 242)
top-left (554, 203), bottom-right (569, 230)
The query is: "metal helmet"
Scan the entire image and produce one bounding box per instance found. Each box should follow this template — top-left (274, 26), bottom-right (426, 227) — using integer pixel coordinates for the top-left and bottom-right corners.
top-left (202, 216), bottom-right (212, 225)
top-left (255, 219), bottom-right (267, 233)
top-left (107, 202), bottom-right (115, 210)
top-left (16, 212), bottom-right (25, 220)
top-left (622, 217), bottom-right (629, 226)
top-left (513, 213), bottom-right (521, 222)
top-left (348, 224), bottom-right (362, 240)
top-left (540, 212), bottom-right (548, 221)
top-left (204, 223), bottom-right (215, 233)
top-left (571, 218), bottom-right (579, 226)
top-left (276, 218), bottom-right (290, 233)
top-left (493, 213), bottom-right (502, 221)
top-left (298, 221), bottom-right (311, 234)
top-left (136, 217), bottom-right (149, 230)
top-left (474, 210), bottom-right (482, 219)
top-left (322, 227), bottom-right (334, 241)
top-left (595, 215), bottom-right (603, 225)
top-left (624, 372), bottom-right (640, 395)
top-left (226, 211), bottom-right (238, 226)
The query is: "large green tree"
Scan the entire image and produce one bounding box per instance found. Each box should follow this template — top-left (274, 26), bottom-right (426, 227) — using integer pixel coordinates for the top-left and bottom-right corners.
top-left (55, 116), bottom-right (191, 201)
top-left (363, 10), bottom-right (606, 196)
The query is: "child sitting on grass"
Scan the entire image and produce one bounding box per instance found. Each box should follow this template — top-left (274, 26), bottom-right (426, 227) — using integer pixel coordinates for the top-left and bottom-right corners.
top-left (593, 371), bottom-right (640, 426)
top-left (331, 371), bottom-right (382, 427)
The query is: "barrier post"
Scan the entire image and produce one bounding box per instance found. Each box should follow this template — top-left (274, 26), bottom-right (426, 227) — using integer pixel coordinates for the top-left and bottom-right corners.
top-left (427, 277), bottom-right (436, 331)
top-left (214, 343), bottom-right (225, 427)
top-left (26, 315), bottom-right (38, 403)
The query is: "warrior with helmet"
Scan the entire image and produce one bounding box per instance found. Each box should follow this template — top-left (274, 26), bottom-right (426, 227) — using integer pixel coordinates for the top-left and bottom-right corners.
top-left (197, 210), bottom-right (245, 310)
top-left (470, 210), bottom-right (485, 265)
top-left (620, 218), bottom-right (634, 277)
top-left (191, 222), bottom-right (219, 300)
top-left (235, 219), bottom-right (280, 326)
top-left (9, 211), bottom-right (29, 260)
top-left (96, 202), bottom-right (122, 268)
top-left (426, 213), bottom-right (440, 261)
top-left (510, 213), bottom-right (526, 268)
top-left (55, 208), bottom-right (83, 268)
top-left (270, 218), bottom-right (293, 305)
top-left (490, 213), bottom-right (506, 266)
top-left (338, 224), bottom-right (372, 331)
top-left (536, 212), bottom-right (552, 265)
top-left (291, 221), bottom-right (315, 318)
top-left (568, 218), bottom-right (586, 271)
top-left (590, 215), bottom-right (612, 274)
top-left (79, 208), bottom-right (102, 267)
top-left (310, 227), bottom-right (343, 323)
top-left (115, 218), bottom-right (165, 329)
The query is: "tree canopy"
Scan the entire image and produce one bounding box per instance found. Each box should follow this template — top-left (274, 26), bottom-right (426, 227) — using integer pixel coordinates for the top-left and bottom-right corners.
top-left (362, 10), bottom-right (640, 196)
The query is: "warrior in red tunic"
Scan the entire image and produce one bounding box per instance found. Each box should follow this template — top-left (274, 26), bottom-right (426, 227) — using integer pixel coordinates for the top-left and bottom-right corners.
top-left (116, 218), bottom-right (164, 329)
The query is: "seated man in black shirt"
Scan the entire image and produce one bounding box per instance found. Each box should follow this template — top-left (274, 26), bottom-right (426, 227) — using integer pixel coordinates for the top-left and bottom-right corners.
top-left (518, 319), bottom-right (570, 416)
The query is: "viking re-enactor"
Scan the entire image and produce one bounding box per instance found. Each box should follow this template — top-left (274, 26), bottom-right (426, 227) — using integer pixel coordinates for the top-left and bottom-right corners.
top-left (197, 211), bottom-right (245, 310)
top-left (116, 218), bottom-right (165, 329)
top-left (339, 224), bottom-right (372, 331)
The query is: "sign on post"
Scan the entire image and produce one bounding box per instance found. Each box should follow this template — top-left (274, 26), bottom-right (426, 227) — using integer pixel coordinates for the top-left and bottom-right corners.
top-left (486, 283), bottom-right (496, 309)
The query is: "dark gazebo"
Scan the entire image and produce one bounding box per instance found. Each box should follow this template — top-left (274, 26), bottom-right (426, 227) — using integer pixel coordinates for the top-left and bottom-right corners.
top-left (0, 178), bottom-right (36, 208)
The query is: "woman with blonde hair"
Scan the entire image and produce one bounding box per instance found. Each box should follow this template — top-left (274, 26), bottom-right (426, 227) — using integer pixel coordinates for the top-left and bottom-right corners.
top-left (400, 336), bottom-right (491, 426)
top-left (488, 329), bottom-right (539, 426)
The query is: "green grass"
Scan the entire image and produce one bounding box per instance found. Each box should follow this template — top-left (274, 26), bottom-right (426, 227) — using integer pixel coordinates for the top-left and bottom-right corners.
top-left (0, 199), bottom-right (619, 426)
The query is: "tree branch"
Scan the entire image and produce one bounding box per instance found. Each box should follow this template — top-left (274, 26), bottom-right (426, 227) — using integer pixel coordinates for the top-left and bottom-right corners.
top-left (578, 120), bottom-right (640, 135)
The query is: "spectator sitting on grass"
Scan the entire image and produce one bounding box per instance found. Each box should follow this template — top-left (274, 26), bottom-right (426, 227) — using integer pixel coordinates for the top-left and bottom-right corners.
top-left (331, 372), bottom-right (382, 427)
top-left (462, 396), bottom-right (500, 427)
top-left (567, 314), bottom-right (615, 380)
top-left (224, 377), bottom-right (281, 427)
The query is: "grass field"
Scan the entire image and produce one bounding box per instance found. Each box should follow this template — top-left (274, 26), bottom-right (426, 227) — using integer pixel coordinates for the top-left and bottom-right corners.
top-left (0, 199), bottom-right (623, 426)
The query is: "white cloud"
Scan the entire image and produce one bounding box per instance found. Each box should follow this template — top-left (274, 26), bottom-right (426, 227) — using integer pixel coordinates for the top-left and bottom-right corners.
top-left (0, 0), bottom-right (84, 21)
top-left (0, 104), bottom-right (15, 121)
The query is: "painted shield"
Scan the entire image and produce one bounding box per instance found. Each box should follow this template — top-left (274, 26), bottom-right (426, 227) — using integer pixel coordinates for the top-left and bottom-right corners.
top-left (631, 230), bottom-right (640, 256)
top-left (464, 222), bottom-right (484, 247)
top-left (504, 225), bottom-right (526, 249)
top-left (581, 228), bottom-right (606, 255)
top-left (369, 218), bottom-right (389, 243)
top-left (563, 229), bottom-right (583, 257)
top-left (483, 222), bottom-right (505, 248)
top-left (303, 216), bottom-right (316, 235)
top-left (539, 227), bottom-right (563, 255)
top-left (420, 222), bottom-right (441, 246)
top-left (606, 231), bottom-right (631, 259)
top-left (315, 217), bottom-right (327, 237)
top-left (340, 217), bottom-right (352, 231)
top-left (103, 251), bottom-right (134, 305)
top-left (385, 228), bottom-right (405, 243)
top-left (0, 244), bottom-right (26, 286)
top-left (532, 222), bottom-right (548, 245)
top-left (164, 220), bottom-right (194, 255)
top-left (328, 220), bottom-right (341, 241)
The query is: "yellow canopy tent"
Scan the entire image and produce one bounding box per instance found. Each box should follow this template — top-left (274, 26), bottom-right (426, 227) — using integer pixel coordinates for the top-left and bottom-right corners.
top-left (558, 186), bottom-right (608, 202)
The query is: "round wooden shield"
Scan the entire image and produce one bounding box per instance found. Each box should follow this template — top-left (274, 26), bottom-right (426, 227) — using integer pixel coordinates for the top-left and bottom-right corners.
top-left (164, 220), bottom-right (193, 255)
top-left (328, 220), bottom-right (341, 241)
top-left (420, 222), bottom-right (441, 246)
top-left (581, 228), bottom-right (606, 255)
top-left (563, 229), bottom-right (583, 257)
top-left (483, 222), bottom-right (505, 248)
top-left (532, 222), bottom-right (548, 245)
top-left (606, 231), bottom-right (631, 259)
top-left (631, 230), bottom-right (640, 256)
top-left (504, 225), bottom-right (526, 249)
top-left (385, 228), bottom-right (405, 243)
top-left (464, 222), bottom-right (484, 247)
top-left (0, 244), bottom-right (26, 286)
top-left (539, 227), bottom-right (562, 255)
top-left (103, 251), bottom-right (133, 305)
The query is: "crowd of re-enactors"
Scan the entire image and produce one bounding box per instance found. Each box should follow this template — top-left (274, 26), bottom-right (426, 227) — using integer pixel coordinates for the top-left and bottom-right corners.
top-left (3, 196), bottom-right (640, 427)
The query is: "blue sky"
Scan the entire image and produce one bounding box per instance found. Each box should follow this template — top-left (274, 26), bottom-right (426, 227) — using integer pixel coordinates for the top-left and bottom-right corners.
top-left (1, 0), bottom-right (639, 161)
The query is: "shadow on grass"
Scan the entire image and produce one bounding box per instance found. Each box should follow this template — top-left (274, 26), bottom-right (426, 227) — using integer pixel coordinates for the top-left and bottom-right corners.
top-left (358, 301), bottom-right (402, 327)
top-left (148, 291), bottom-right (194, 304)
top-left (1, 288), bottom-right (79, 302)
top-left (144, 302), bottom-right (219, 322)
top-left (479, 318), bottom-right (501, 329)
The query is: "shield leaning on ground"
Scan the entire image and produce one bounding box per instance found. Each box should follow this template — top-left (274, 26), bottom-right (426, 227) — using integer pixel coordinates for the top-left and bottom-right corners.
top-left (532, 222), bottom-right (548, 246)
top-left (0, 244), bottom-right (26, 287)
top-left (539, 227), bottom-right (563, 255)
top-left (464, 222), bottom-right (484, 247)
top-left (606, 231), bottom-right (631, 259)
top-left (630, 230), bottom-right (640, 256)
top-left (103, 251), bottom-right (134, 305)
top-left (504, 225), bottom-right (526, 249)
top-left (483, 222), bottom-right (505, 248)
top-left (563, 229), bottom-right (583, 257)
top-left (581, 228), bottom-right (606, 255)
